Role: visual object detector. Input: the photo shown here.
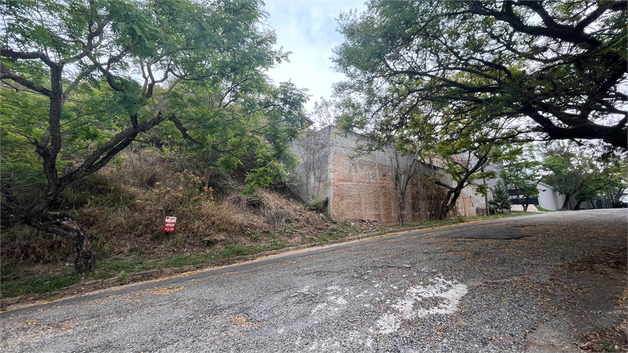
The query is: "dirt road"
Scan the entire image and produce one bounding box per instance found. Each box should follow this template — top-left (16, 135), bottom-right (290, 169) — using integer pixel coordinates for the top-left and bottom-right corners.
top-left (1, 209), bottom-right (626, 352)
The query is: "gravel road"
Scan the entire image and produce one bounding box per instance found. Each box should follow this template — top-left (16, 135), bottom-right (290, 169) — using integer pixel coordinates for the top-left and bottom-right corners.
top-left (1, 209), bottom-right (626, 352)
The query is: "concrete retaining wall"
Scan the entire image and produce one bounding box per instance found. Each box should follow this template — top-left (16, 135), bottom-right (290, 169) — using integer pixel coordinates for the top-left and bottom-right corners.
top-left (290, 126), bottom-right (489, 224)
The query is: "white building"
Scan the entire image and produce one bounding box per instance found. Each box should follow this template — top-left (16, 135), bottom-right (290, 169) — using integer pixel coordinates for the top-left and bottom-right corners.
top-left (536, 182), bottom-right (566, 211)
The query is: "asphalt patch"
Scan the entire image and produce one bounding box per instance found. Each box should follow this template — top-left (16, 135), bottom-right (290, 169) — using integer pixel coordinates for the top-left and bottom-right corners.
top-left (437, 226), bottom-right (532, 240)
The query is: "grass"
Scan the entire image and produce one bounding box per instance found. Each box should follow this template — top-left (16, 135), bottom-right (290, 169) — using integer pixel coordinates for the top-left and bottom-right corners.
top-left (600, 338), bottom-right (613, 352)
top-left (0, 242), bottom-right (291, 298)
top-left (317, 221), bottom-right (355, 244)
top-left (1, 269), bottom-right (80, 298)
top-left (1, 212), bottom-right (531, 299)
top-left (536, 206), bottom-right (555, 212)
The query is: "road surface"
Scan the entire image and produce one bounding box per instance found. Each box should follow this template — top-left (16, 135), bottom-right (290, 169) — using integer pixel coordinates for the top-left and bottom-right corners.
top-left (1, 209), bottom-right (626, 352)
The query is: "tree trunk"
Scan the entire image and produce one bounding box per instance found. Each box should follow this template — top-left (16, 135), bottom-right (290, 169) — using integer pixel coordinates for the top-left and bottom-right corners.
top-left (397, 196), bottom-right (405, 226)
top-left (439, 188), bottom-right (462, 220)
top-left (27, 190), bottom-right (96, 275)
top-left (573, 200), bottom-right (583, 210)
top-left (28, 212), bottom-right (96, 275)
top-left (560, 194), bottom-right (572, 210)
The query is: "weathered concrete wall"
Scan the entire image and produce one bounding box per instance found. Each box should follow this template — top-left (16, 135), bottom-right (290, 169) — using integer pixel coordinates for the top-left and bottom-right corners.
top-left (330, 149), bottom-right (395, 222)
top-left (290, 126), bottom-right (488, 224)
top-left (405, 173), bottom-right (449, 222)
top-left (456, 186), bottom-right (489, 217)
top-left (289, 128), bottom-right (333, 205)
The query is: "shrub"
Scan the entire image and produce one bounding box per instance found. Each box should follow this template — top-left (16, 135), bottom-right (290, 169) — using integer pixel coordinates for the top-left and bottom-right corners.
top-left (305, 197), bottom-right (328, 213)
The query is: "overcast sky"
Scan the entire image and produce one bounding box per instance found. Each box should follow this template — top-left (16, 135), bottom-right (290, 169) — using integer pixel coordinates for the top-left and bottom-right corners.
top-left (263, 0), bottom-right (368, 115)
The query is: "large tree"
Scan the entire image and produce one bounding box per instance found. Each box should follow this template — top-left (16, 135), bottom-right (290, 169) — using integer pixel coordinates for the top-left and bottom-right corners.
top-left (501, 148), bottom-right (542, 212)
top-left (333, 0), bottom-right (627, 149)
top-left (0, 0), bottom-right (303, 274)
top-left (542, 143), bottom-right (626, 210)
top-left (335, 96), bottom-right (513, 219)
top-left (388, 145), bottom-right (418, 226)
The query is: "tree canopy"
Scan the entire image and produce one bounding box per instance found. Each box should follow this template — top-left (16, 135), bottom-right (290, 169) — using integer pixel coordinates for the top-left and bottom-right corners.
top-left (501, 147), bottom-right (541, 212)
top-left (542, 143), bottom-right (627, 210)
top-left (333, 0), bottom-right (627, 149)
top-left (1, 0), bottom-right (308, 273)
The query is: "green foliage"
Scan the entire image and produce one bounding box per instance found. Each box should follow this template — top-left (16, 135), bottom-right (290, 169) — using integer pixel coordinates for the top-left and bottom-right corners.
top-left (304, 197), bottom-right (329, 213)
top-left (1, 88), bottom-right (51, 184)
top-left (166, 80), bottom-right (308, 194)
top-left (492, 181), bottom-right (512, 214)
top-left (333, 0), bottom-right (627, 149)
top-left (2, 0), bottom-right (310, 275)
top-left (1, 0), bottom-right (308, 214)
top-left (542, 143), bottom-right (627, 209)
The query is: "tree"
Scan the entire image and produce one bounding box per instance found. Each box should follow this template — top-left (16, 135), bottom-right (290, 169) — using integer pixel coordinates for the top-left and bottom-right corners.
top-left (1, 0), bottom-right (300, 274)
top-left (335, 96), bottom-right (512, 220)
top-left (388, 146), bottom-right (418, 226)
top-left (501, 149), bottom-right (541, 212)
top-left (542, 143), bottom-right (626, 210)
top-left (605, 179), bottom-right (628, 207)
top-left (491, 180), bottom-right (512, 214)
top-left (334, 0), bottom-right (627, 149)
top-left (425, 122), bottom-right (505, 220)
top-left (312, 97), bottom-right (339, 129)
top-left (294, 128), bottom-right (332, 202)
top-left (165, 80), bottom-right (309, 194)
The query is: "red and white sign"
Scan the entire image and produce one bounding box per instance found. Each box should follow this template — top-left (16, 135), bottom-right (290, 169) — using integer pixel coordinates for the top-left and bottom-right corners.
top-left (164, 216), bottom-right (177, 232)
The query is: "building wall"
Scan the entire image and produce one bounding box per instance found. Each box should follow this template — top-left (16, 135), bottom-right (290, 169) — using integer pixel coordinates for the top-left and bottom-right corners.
top-left (289, 127), bottom-right (334, 204)
top-left (537, 182), bottom-right (568, 211)
top-left (290, 126), bottom-right (489, 224)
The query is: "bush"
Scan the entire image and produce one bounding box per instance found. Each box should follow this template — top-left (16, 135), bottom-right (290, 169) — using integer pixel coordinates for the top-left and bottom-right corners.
top-left (492, 181), bottom-right (512, 213)
top-left (305, 197), bottom-right (328, 213)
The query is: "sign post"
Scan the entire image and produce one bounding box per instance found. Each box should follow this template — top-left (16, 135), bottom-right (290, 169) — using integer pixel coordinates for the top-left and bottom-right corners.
top-left (164, 216), bottom-right (177, 233)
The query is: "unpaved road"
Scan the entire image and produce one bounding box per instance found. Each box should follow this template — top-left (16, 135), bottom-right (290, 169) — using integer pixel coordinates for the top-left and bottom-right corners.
top-left (1, 209), bottom-right (626, 352)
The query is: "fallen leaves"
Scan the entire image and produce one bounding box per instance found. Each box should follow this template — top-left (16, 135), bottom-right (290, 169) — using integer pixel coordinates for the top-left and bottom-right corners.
top-left (149, 286), bottom-right (184, 295)
top-left (578, 325), bottom-right (628, 352)
top-left (229, 314), bottom-right (258, 328)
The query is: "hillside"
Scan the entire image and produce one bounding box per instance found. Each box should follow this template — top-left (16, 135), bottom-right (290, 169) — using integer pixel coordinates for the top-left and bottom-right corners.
top-left (1, 149), bottom-right (384, 298)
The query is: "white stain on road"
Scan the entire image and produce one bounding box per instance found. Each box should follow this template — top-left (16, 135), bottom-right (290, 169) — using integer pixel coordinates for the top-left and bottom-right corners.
top-left (376, 313), bottom-right (400, 334)
top-left (377, 275), bottom-right (468, 334)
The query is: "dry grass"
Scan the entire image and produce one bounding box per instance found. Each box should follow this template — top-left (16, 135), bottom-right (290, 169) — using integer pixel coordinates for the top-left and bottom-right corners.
top-left (0, 224), bottom-right (71, 264)
top-left (1, 153), bottom-right (384, 297)
top-left (2, 162), bottom-right (355, 265)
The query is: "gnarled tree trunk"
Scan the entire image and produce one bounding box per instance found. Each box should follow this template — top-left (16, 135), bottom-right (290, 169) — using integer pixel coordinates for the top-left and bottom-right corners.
top-left (438, 187), bottom-right (463, 220)
top-left (35, 213), bottom-right (95, 274)
top-left (27, 196), bottom-right (96, 275)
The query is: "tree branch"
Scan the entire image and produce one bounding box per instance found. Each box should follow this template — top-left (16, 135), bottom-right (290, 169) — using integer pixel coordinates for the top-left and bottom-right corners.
top-left (59, 114), bottom-right (165, 187)
top-left (0, 62), bottom-right (52, 97)
top-left (1, 47), bottom-right (56, 67)
top-left (169, 116), bottom-right (202, 145)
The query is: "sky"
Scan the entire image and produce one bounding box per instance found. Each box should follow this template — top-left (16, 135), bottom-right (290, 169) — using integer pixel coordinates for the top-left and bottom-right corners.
top-left (262, 0), bottom-right (368, 115)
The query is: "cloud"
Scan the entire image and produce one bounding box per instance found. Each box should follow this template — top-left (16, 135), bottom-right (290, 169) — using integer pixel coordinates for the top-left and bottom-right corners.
top-left (263, 0), bottom-right (367, 113)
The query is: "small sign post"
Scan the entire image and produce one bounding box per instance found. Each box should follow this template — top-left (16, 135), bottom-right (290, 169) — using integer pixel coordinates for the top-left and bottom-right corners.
top-left (164, 216), bottom-right (177, 233)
